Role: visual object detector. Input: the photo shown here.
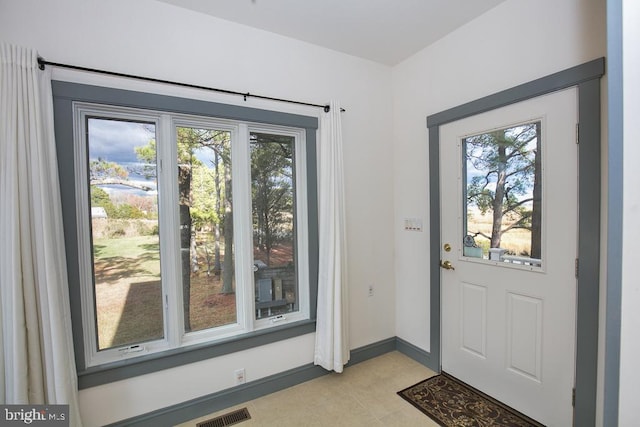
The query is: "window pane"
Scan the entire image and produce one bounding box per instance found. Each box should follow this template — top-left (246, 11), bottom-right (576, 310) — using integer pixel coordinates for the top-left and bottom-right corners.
top-left (250, 132), bottom-right (297, 319)
top-left (463, 122), bottom-right (542, 267)
top-left (176, 127), bottom-right (236, 333)
top-left (87, 118), bottom-right (163, 350)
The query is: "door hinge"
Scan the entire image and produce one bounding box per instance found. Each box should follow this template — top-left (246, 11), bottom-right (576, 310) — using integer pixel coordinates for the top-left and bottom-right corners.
top-left (576, 123), bottom-right (580, 144)
top-left (575, 258), bottom-right (579, 278)
top-left (572, 388), bottom-right (576, 407)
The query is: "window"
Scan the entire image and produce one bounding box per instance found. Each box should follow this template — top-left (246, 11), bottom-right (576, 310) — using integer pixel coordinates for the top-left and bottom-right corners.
top-left (86, 117), bottom-right (163, 352)
top-left (462, 121), bottom-right (542, 268)
top-left (53, 82), bottom-right (318, 382)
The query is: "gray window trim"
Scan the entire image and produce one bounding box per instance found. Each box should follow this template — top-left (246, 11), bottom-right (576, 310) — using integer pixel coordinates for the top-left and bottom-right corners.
top-left (427, 57), bottom-right (605, 426)
top-left (52, 81), bottom-right (319, 389)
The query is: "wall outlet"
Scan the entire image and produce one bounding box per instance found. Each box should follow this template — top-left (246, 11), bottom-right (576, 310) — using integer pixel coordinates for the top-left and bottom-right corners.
top-left (368, 285), bottom-right (374, 297)
top-left (234, 368), bottom-right (246, 384)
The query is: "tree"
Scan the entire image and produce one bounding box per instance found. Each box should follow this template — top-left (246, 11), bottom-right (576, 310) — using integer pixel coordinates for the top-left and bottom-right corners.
top-left (89, 158), bottom-right (153, 192)
top-left (131, 138), bottom-right (157, 181)
top-left (190, 165), bottom-right (218, 230)
top-left (135, 128), bottom-right (233, 330)
top-left (90, 185), bottom-right (115, 216)
top-left (530, 125), bottom-right (542, 259)
top-left (177, 128), bottom-right (234, 295)
top-left (250, 134), bottom-right (294, 265)
top-left (124, 194), bottom-right (156, 218)
top-left (466, 123), bottom-right (540, 254)
top-left (90, 174), bottom-right (149, 220)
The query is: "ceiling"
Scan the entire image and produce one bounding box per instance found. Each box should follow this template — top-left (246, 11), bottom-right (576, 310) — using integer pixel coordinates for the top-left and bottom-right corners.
top-left (155, 0), bottom-right (507, 65)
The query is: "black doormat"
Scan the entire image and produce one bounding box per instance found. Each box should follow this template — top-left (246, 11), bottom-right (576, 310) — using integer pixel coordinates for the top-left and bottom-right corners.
top-left (397, 373), bottom-right (545, 427)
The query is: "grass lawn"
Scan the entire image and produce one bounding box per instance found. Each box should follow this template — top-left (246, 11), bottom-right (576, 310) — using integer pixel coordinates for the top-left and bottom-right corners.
top-left (93, 235), bottom-right (161, 275)
top-left (93, 234), bottom-right (236, 350)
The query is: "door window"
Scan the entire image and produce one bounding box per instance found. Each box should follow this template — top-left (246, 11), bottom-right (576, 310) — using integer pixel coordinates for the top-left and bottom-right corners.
top-left (463, 121), bottom-right (542, 268)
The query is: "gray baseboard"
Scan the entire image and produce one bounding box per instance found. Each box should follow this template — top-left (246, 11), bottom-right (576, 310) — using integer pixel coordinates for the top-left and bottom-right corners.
top-left (346, 337), bottom-right (397, 366)
top-left (107, 337), bottom-right (432, 427)
top-left (396, 336), bottom-right (436, 372)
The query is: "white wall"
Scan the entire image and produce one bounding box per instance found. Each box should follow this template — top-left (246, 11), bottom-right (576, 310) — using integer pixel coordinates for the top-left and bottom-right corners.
top-left (0, 0), bottom-right (396, 425)
top-left (392, 0), bottom-right (607, 418)
top-left (392, 0), bottom-right (607, 421)
top-left (392, 0), bottom-right (605, 356)
top-left (618, 0), bottom-right (640, 425)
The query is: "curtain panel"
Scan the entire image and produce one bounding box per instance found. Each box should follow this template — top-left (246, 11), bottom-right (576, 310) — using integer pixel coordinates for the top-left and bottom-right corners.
top-left (314, 101), bottom-right (349, 373)
top-left (0, 42), bottom-right (82, 426)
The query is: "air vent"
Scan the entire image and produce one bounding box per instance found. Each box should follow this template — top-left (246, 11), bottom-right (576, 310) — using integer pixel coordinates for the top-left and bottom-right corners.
top-left (196, 407), bottom-right (251, 427)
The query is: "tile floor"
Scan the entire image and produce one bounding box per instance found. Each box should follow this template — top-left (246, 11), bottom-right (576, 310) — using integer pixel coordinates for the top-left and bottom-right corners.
top-left (177, 351), bottom-right (439, 427)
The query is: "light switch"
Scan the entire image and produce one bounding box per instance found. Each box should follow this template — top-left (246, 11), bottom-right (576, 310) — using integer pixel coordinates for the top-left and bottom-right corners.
top-left (404, 218), bottom-right (423, 232)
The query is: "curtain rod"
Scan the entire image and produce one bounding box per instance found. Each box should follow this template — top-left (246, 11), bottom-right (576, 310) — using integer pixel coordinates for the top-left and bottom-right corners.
top-left (37, 58), bottom-right (345, 113)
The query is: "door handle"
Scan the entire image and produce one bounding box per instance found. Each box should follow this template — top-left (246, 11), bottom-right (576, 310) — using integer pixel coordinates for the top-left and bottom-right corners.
top-left (439, 260), bottom-right (455, 270)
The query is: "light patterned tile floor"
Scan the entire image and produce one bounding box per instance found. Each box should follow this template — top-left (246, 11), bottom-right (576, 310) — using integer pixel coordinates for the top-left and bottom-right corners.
top-left (176, 351), bottom-right (439, 426)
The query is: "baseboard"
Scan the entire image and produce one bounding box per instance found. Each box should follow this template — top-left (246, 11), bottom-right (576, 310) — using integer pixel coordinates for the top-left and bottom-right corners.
top-left (346, 337), bottom-right (397, 366)
top-left (396, 336), bottom-right (437, 372)
top-left (108, 336), bottom-right (431, 426)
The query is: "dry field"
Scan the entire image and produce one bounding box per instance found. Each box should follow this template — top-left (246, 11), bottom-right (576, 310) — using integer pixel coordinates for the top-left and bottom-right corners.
top-left (466, 209), bottom-right (533, 257)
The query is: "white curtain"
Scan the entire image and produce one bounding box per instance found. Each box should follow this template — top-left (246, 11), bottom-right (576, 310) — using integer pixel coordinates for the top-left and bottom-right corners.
top-left (314, 101), bottom-right (349, 373)
top-left (0, 43), bottom-right (82, 425)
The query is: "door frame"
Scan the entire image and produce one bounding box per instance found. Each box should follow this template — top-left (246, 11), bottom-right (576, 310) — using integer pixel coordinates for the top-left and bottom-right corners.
top-left (426, 58), bottom-right (605, 426)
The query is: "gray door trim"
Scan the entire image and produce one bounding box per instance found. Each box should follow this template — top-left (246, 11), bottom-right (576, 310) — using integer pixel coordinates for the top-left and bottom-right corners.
top-left (604, 1), bottom-right (622, 426)
top-left (426, 57), bottom-right (605, 426)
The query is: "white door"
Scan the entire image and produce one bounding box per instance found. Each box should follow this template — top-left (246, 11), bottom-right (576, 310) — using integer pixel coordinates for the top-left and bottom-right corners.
top-left (440, 88), bottom-right (578, 427)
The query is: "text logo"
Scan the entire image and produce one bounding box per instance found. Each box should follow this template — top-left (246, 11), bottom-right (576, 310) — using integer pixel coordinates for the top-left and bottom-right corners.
top-left (1, 406), bottom-right (68, 426)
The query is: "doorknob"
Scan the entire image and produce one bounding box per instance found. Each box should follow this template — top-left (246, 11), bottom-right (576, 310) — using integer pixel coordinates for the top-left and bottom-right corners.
top-left (439, 260), bottom-right (455, 270)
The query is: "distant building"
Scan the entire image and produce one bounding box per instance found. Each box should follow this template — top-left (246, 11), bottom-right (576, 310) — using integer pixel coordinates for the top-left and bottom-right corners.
top-left (91, 207), bottom-right (108, 218)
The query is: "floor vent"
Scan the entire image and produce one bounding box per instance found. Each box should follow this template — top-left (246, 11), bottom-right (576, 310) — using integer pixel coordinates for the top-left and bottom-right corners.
top-left (196, 407), bottom-right (251, 427)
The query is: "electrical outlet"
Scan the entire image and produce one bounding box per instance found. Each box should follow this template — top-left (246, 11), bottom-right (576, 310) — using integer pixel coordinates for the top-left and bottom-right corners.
top-left (368, 285), bottom-right (374, 297)
top-left (234, 368), bottom-right (246, 385)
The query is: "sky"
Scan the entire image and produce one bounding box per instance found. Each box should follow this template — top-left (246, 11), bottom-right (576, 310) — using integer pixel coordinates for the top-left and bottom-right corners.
top-left (88, 118), bottom-right (157, 195)
top-left (88, 118), bottom-right (155, 163)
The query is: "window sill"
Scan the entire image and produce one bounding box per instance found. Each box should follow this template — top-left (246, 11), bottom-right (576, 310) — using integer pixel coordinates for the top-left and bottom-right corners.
top-left (77, 319), bottom-right (316, 389)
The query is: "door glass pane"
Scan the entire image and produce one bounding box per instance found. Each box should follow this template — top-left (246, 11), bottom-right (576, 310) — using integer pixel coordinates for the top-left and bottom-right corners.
top-left (176, 127), bottom-right (236, 333)
top-left (250, 132), bottom-right (297, 319)
top-left (463, 121), bottom-right (542, 267)
top-left (87, 117), bottom-right (163, 350)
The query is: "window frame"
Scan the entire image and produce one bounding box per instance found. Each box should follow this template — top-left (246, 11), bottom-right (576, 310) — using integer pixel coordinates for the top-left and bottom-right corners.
top-left (75, 106), bottom-right (170, 367)
top-left (246, 124), bottom-right (311, 331)
top-left (52, 81), bottom-right (319, 388)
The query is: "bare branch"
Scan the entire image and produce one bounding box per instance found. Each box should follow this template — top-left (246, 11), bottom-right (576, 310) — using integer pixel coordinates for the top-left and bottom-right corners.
top-left (468, 230), bottom-right (491, 240)
top-left (502, 197), bottom-right (533, 214)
